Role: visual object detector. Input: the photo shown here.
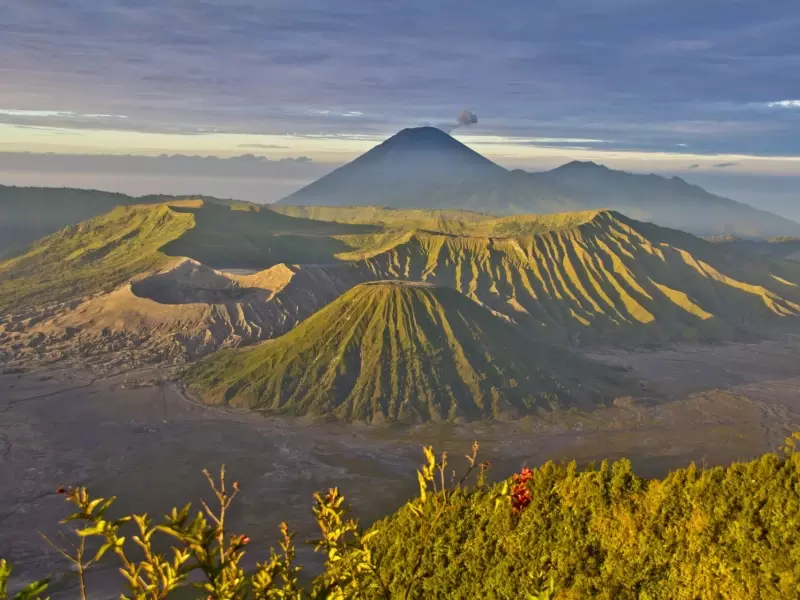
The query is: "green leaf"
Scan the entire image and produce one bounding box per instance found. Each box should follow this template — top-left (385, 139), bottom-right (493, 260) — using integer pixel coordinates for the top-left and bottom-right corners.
top-left (93, 542), bottom-right (113, 563)
top-left (11, 578), bottom-right (49, 600)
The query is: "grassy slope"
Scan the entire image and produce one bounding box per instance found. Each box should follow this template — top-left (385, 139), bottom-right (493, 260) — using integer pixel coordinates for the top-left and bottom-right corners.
top-left (5, 201), bottom-right (800, 346)
top-left (183, 282), bottom-right (619, 423)
top-left (271, 204), bottom-right (599, 237)
top-left (368, 449), bottom-right (800, 599)
top-left (0, 204), bottom-right (195, 314)
top-left (0, 201), bottom-right (375, 314)
top-left (0, 186), bottom-right (152, 259)
top-left (0, 184), bottom-right (253, 259)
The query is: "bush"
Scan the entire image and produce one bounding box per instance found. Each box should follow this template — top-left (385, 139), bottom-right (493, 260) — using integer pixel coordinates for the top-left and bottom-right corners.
top-left (3, 437), bottom-right (800, 599)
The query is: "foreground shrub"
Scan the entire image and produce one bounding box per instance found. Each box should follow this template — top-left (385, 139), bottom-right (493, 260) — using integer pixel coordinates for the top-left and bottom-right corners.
top-left (369, 436), bottom-right (800, 599)
top-left (2, 437), bottom-right (800, 599)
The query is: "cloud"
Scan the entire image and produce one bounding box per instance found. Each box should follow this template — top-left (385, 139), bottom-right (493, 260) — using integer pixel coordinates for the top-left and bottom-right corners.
top-left (0, 108), bottom-right (128, 119)
top-left (307, 109), bottom-right (364, 118)
top-left (767, 100), bottom-right (800, 108)
top-left (0, 0), bottom-right (799, 158)
top-left (713, 162), bottom-right (738, 168)
top-left (238, 143), bottom-right (289, 149)
top-left (687, 164), bottom-right (700, 169)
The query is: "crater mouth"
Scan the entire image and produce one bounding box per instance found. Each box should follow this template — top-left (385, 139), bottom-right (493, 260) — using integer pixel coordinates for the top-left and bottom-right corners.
top-left (130, 261), bottom-right (271, 305)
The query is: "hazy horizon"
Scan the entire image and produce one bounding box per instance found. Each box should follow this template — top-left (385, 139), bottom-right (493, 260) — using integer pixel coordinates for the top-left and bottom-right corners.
top-left (1, 1), bottom-right (797, 221)
top-left (2, 145), bottom-right (799, 222)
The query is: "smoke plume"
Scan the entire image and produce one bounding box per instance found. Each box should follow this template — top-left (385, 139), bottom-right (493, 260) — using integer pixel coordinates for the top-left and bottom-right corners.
top-left (457, 110), bottom-right (478, 126)
top-left (440, 110), bottom-right (478, 133)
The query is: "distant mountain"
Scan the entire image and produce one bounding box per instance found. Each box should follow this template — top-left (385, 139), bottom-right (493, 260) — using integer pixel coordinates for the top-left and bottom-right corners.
top-left (280, 126), bottom-right (506, 208)
top-left (529, 161), bottom-right (800, 239)
top-left (182, 281), bottom-right (620, 423)
top-left (278, 128), bottom-right (800, 238)
top-left (706, 235), bottom-right (800, 262)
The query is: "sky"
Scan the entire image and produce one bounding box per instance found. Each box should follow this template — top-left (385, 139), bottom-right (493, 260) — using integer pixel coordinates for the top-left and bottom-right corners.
top-left (0, 0), bottom-right (798, 216)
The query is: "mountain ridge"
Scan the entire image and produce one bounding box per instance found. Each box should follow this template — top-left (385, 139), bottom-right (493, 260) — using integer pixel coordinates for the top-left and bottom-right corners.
top-left (4, 202), bottom-right (800, 374)
top-left (277, 127), bottom-right (800, 238)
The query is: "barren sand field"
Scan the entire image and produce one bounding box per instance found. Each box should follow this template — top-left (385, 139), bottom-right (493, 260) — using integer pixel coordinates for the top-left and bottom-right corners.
top-left (2, 340), bottom-right (800, 597)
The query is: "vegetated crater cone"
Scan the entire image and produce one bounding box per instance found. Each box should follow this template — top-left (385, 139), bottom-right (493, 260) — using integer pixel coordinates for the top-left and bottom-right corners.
top-left (182, 281), bottom-right (621, 424)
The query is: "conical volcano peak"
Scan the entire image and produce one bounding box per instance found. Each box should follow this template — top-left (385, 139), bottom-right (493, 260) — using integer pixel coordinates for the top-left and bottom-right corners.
top-left (384, 125), bottom-right (462, 147)
top-left (360, 125), bottom-right (498, 165)
top-left (278, 125), bottom-right (504, 208)
top-left (183, 281), bottom-right (618, 423)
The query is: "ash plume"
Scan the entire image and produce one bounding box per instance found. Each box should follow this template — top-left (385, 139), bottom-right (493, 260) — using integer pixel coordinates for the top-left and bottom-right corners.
top-left (440, 110), bottom-right (479, 133)
top-left (457, 110), bottom-right (478, 126)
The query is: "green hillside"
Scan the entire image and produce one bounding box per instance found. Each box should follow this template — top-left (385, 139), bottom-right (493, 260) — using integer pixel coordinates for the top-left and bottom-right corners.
top-left (338, 210), bottom-right (800, 344)
top-left (5, 201), bottom-right (800, 349)
top-left (0, 185), bottom-right (146, 259)
top-left (7, 443), bottom-right (800, 599)
top-left (0, 184), bottom-right (253, 259)
top-left (0, 203), bottom-right (195, 314)
top-left (0, 200), bottom-right (372, 314)
top-left (183, 282), bottom-right (620, 423)
top-left (272, 204), bottom-right (600, 237)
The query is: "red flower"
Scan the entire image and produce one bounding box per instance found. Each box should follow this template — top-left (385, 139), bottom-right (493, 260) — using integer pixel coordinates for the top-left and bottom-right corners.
top-left (510, 467), bottom-right (534, 514)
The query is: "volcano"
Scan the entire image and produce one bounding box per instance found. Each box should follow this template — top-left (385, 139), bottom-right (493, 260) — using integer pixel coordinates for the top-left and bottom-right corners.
top-left (277, 128), bottom-right (800, 238)
top-left (279, 126), bottom-right (507, 209)
top-left (182, 281), bottom-right (621, 423)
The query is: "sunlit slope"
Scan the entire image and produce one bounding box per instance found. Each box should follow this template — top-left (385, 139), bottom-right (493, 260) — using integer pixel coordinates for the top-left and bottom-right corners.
top-left (0, 203), bottom-right (196, 314)
top-left (342, 211), bottom-right (800, 344)
top-left (0, 184), bottom-right (258, 259)
top-left (5, 202), bottom-right (799, 349)
top-left (184, 282), bottom-right (619, 423)
top-left (0, 200), bottom-right (374, 315)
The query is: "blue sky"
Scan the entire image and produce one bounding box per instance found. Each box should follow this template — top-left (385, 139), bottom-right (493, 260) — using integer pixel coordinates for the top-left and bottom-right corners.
top-left (0, 0), bottom-right (798, 212)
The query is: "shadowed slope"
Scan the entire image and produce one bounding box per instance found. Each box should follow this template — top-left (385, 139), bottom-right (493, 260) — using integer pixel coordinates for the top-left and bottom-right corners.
top-left (184, 282), bottom-right (619, 423)
top-left (531, 161), bottom-right (800, 238)
top-left (270, 205), bottom-right (495, 235)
